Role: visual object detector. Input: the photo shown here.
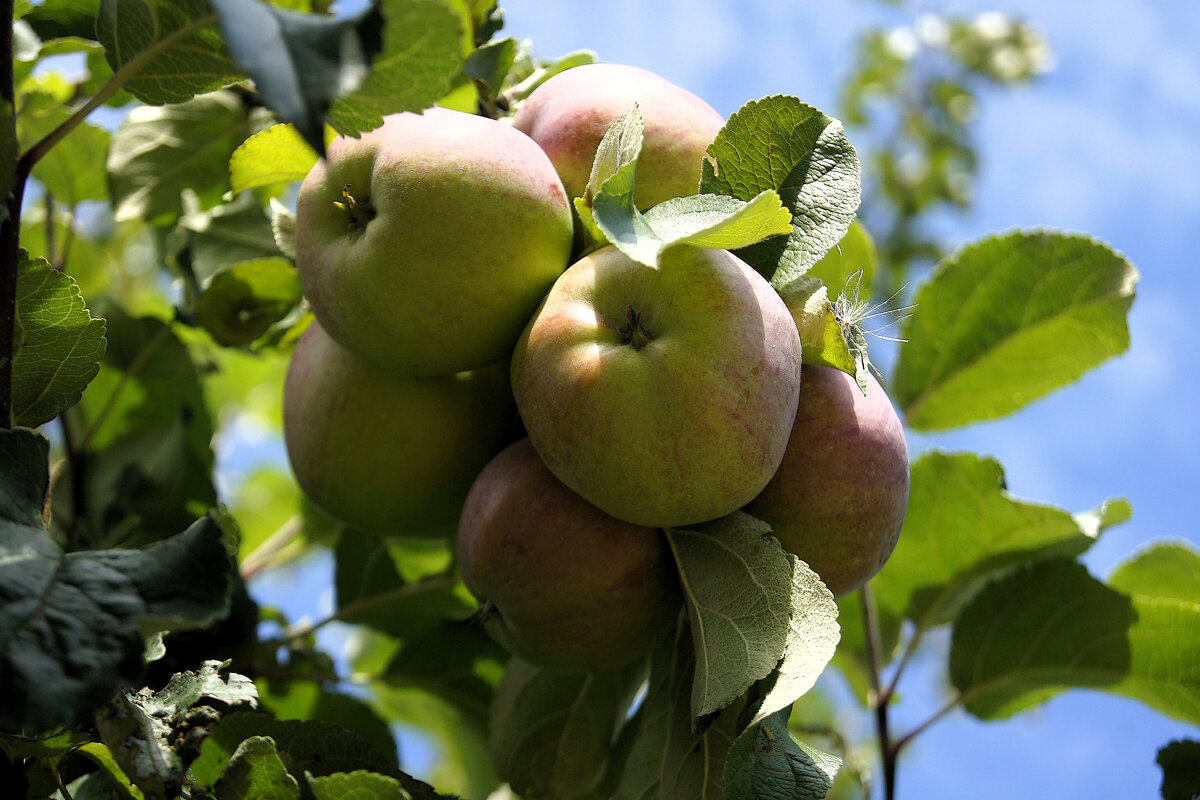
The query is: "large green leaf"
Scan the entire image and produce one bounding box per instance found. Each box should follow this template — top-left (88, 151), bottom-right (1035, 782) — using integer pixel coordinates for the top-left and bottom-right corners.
top-left (10, 252), bottom-right (107, 428)
top-left (749, 556), bottom-right (840, 727)
top-left (97, 0), bottom-right (241, 104)
top-left (895, 230), bottom-right (1138, 430)
top-left (0, 430), bottom-right (234, 733)
top-left (108, 90), bottom-right (271, 223)
top-left (870, 451), bottom-right (1127, 633)
top-left (325, 0), bottom-right (466, 138)
top-left (489, 658), bottom-right (645, 800)
top-left (700, 95), bottom-right (861, 288)
top-left (950, 550), bottom-right (1200, 725)
top-left (665, 512), bottom-right (794, 718)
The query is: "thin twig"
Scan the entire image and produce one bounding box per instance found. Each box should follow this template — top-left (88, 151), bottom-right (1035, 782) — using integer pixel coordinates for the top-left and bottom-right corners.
top-left (860, 583), bottom-right (898, 800)
top-left (239, 514), bottom-right (304, 581)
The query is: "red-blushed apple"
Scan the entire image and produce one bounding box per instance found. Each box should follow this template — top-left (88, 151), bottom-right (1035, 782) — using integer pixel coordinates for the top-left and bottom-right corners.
top-left (511, 244), bottom-right (803, 529)
top-left (457, 438), bottom-right (681, 672)
top-left (512, 63), bottom-right (725, 210)
top-left (283, 319), bottom-right (516, 537)
top-left (745, 365), bottom-right (910, 597)
top-left (295, 107), bottom-right (574, 377)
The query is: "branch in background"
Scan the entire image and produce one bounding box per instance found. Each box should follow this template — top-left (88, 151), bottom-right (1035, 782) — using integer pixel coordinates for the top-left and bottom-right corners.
top-left (1, 0), bottom-right (19, 429)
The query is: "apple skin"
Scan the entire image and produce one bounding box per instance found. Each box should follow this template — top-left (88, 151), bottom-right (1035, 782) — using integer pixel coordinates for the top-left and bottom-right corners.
top-left (457, 438), bottom-right (681, 672)
top-left (295, 107), bottom-right (574, 377)
top-left (744, 365), bottom-right (910, 597)
top-left (283, 319), bottom-right (516, 536)
top-left (511, 244), bottom-right (803, 529)
top-left (512, 63), bottom-right (726, 210)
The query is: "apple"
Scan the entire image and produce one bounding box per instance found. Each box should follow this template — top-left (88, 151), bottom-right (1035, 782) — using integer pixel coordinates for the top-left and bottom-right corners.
top-left (511, 244), bottom-right (803, 529)
top-left (283, 319), bottom-right (516, 536)
top-left (457, 438), bottom-right (681, 672)
top-left (295, 107), bottom-right (574, 377)
top-left (512, 63), bottom-right (726, 210)
top-left (744, 365), bottom-right (909, 597)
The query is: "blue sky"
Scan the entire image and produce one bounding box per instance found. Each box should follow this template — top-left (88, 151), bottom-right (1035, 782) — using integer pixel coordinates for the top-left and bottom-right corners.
top-left (491, 0), bottom-right (1200, 797)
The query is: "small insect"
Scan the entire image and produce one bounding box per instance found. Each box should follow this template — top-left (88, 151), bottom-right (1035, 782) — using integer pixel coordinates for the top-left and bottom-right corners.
top-left (830, 269), bottom-right (916, 382)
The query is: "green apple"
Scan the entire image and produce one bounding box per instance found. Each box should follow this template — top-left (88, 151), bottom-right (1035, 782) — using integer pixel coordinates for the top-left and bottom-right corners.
top-left (745, 365), bottom-right (909, 597)
top-left (511, 244), bottom-right (803, 529)
top-left (295, 107), bottom-right (574, 377)
top-left (283, 319), bottom-right (516, 536)
top-left (457, 438), bottom-right (681, 672)
top-left (512, 63), bottom-right (725, 210)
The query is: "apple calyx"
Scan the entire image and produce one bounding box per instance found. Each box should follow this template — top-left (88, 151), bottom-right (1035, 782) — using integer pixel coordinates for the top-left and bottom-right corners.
top-left (332, 184), bottom-right (376, 233)
top-left (619, 305), bottom-right (652, 350)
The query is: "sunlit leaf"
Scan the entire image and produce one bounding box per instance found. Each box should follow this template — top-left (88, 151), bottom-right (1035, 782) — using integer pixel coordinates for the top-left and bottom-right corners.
top-left (896, 230), bottom-right (1138, 430)
top-left (10, 252), bottom-right (106, 428)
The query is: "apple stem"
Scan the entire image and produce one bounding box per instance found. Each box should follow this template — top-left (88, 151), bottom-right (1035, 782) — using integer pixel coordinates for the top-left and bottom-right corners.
top-left (620, 305), bottom-right (651, 350)
top-left (332, 184), bottom-right (376, 232)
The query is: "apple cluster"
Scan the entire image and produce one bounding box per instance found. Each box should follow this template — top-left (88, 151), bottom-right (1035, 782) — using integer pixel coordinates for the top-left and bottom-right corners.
top-left (284, 64), bottom-right (909, 673)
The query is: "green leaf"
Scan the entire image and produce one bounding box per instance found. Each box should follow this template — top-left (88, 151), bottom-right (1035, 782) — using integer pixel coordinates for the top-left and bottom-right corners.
top-left (1157, 739), bottom-right (1200, 800)
top-left (723, 708), bottom-right (841, 800)
top-left (749, 556), bottom-right (840, 727)
top-left (776, 276), bottom-right (857, 375)
top-left (10, 252), bottom-right (107, 428)
top-left (584, 106), bottom-right (792, 265)
top-left (951, 551), bottom-right (1200, 725)
top-left (97, 0), bottom-right (242, 105)
top-left (489, 658), bottom-right (645, 800)
top-left (0, 427), bottom-right (234, 733)
top-left (612, 622), bottom-right (746, 800)
top-left (229, 123), bottom-right (319, 194)
top-left (20, 0), bottom-right (102, 42)
top-left (596, 191), bottom-right (793, 269)
top-left (326, 0), bottom-right (466, 139)
top-left (379, 620), bottom-right (507, 725)
top-left (367, 684), bottom-right (497, 799)
top-left (870, 451), bottom-right (1121, 632)
top-left (191, 711), bottom-right (397, 789)
top-left (17, 89), bottom-right (111, 204)
top-left (1106, 543), bottom-right (1200, 723)
top-left (307, 771), bottom-right (412, 800)
top-left (805, 220), bottom-right (877, 302)
top-left (94, 661), bottom-right (259, 797)
top-left (170, 192), bottom-right (283, 288)
top-left (464, 36), bottom-right (517, 98)
top-left (895, 230), bottom-right (1139, 430)
top-left (665, 512), bottom-right (794, 718)
top-left (209, 0), bottom-right (384, 155)
top-left (215, 736), bottom-right (301, 800)
top-left (257, 682), bottom-right (399, 769)
top-left (194, 257), bottom-right (302, 347)
top-left (700, 96), bottom-right (861, 288)
top-left (108, 90), bottom-right (271, 223)
top-left (75, 741), bottom-right (146, 800)
top-left (57, 306), bottom-right (218, 549)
